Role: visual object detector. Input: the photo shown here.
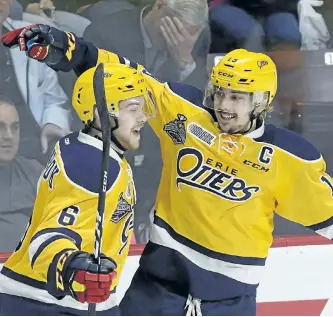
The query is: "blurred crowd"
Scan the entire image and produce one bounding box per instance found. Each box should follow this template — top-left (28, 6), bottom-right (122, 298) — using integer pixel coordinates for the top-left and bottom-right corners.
top-left (0, 0), bottom-right (332, 251)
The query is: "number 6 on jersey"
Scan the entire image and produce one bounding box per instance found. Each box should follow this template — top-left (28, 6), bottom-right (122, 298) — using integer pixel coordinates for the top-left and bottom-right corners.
top-left (58, 205), bottom-right (80, 226)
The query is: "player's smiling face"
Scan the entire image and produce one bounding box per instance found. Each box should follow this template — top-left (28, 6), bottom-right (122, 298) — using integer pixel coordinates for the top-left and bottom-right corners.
top-left (213, 88), bottom-right (254, 134)
top-left (113, 96), bottom-right (148, 151)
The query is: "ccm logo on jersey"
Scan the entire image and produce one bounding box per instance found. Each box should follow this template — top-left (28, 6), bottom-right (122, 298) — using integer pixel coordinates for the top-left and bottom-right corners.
top-left (176, 148), bottom-right (260, 201)
top-left (187, 122), bottom-right (216, 146)
top-left (43, 149), bottom-right (60, 190)
top-left (243, 146), bottom-right (274, 172)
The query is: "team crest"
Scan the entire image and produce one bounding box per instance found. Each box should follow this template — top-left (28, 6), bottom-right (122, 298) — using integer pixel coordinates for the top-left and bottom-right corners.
top-left (257, 60), bottom-right (268, 69)
top-left (111, 193), bottom-right (132, 223)
top-left (163, 114), bottom-right (187, 145)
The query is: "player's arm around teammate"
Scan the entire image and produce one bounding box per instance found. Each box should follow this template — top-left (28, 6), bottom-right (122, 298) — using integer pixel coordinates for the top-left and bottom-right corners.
top-left (3, 24), bottom-right (333, 317)
top-left (4, 24), bottom-right (333, 258)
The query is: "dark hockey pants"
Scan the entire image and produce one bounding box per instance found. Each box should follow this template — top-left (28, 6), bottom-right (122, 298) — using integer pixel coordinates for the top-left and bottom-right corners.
top-left (120, 268), bottom-right (256, 316)
top-left (0, 293), bottom-right (120, 316)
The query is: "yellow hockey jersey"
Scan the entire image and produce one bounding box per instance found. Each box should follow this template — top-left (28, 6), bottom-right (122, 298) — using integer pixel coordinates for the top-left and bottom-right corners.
top-left (90, 48), bottom-right (333, 300)
top-left (38, 37), bottom-right (333, 301)
top-left (0, 132), bottom-right (135, 312)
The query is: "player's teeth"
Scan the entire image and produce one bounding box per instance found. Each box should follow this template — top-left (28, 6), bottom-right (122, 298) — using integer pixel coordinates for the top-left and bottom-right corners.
top-left (221, 113), bottom-right (235, 119)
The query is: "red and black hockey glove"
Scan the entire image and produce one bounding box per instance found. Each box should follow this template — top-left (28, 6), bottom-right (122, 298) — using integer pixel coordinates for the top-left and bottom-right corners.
top-left (47, 250), bottom-right (117, 304)
top-left (1, 24), bottom-right (79, 71)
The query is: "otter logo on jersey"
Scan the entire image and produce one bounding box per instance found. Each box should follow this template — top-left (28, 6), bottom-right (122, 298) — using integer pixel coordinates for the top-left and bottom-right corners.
top-left (187, 123), bottom-right (216, 146)
top-left (43, 149), bottom-right (60, 190)
top-left (176, 148), bottom-right (260, 201)
top-left (111, 193), bottom-right (132, 223)
top-left (163, 114), bottom-right (187, 145)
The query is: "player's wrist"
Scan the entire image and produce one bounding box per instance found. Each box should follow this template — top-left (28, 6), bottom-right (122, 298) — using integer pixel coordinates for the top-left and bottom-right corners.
top-left (46, 249), bottom-right (78, 299)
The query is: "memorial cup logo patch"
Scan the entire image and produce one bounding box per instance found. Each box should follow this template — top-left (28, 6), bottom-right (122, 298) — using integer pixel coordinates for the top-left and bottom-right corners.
top-left (111, 193), bottom-right (132, 223)
top-left (163, 114), bottom-right (187, 145)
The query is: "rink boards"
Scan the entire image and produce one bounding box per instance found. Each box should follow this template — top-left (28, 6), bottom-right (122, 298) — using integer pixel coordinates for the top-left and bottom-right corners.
top-left (0, 235), bottom-right (333, 316)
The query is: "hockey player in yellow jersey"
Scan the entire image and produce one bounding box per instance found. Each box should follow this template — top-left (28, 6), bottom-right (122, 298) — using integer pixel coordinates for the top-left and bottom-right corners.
top-left (0, 57), bottom-right (155, 315)
top-left (3, 24), bottom-right (333, 316)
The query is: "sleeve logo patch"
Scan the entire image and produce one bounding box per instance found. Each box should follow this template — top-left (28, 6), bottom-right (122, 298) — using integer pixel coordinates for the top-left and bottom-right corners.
top-left (111, 193), bottom-right (132, 223)
top-left (163, 114), bottom-right (187, 145)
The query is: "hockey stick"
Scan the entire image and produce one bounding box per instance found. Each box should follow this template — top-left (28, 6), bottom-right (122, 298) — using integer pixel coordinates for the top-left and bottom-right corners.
top-left (88, 63), bottom-right (111, 316)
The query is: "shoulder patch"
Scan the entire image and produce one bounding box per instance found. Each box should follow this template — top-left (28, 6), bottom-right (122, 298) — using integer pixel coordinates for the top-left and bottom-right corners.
top-left (111, 193), bottom-right (132, 223)
top-left (187, 122), bottom-right (216, 146)
top-left (59, 133), bottom-right (121, 193)
top-left (163, 114), bottom-right (187, 144)
top-left (255, 125), bottom-right (321, 161)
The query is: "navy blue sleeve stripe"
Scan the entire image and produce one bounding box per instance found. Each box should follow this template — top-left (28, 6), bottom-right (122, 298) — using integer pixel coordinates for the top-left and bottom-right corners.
top-left (31, 228), bottom-right (82, 249)
top-left (154, 215), bottom-right (266, 266)
top-left (31, 235), bottom-right (76, 268)
top-left (73, 40), bottom-right (99, 76)
top-left (306, 215), bottom-right (333, 231)
top-left (1, 267), bottom-right (46, 289)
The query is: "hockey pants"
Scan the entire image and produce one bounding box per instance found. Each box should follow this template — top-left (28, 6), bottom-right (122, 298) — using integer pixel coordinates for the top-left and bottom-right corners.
top-left (0, 293), bottom-right (120, 316)
top-left (120, 268), bottom-right (256, 316)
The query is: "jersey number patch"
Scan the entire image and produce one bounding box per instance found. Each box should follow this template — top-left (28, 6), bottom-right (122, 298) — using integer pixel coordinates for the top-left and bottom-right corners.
top-left (58, 205), bottom-right (80, 226)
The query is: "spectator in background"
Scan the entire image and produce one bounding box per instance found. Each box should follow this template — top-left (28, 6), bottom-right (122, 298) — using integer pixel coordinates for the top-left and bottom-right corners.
top-left (209, 0), bottom-right (301, 52)
top-left (0, 97), bottom-right (43, 251)
top-left (83, 0), bottom-right (210, 89)
top-left (1, 0), bottom-right (71, 161)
